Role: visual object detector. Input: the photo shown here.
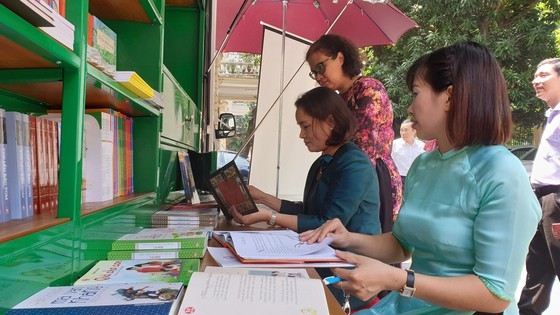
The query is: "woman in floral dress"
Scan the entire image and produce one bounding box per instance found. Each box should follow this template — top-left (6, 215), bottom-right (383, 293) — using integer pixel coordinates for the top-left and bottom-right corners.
top-left (306, 34), bottom-right (402, 233)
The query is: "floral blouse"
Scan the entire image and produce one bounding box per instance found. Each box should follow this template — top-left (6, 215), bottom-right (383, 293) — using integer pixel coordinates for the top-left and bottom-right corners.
top-left (340, 76), bottom-right (403, 216)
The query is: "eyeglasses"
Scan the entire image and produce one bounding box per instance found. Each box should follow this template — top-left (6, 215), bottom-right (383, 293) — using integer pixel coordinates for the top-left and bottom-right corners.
top-left (309, 57), bottom-right (334, 80)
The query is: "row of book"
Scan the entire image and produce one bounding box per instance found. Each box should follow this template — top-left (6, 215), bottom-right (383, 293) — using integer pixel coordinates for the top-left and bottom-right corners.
top-left (44, 109), bottom-right (135, 203)
top-left (0, 110), bottom-right (59, 223)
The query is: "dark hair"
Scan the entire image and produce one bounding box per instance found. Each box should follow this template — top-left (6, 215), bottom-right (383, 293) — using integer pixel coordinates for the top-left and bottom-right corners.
top-left (537, 58), bottom-right (560, 75)
top-left (306, 34), bottom-right (363, 77)
top-left (295, 87), bottom-right (356, 146)
top-left (406, 41), bottom-right (512, 147)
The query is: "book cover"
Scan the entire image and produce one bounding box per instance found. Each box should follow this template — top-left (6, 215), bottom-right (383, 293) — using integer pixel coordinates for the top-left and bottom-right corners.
top-left (83, 113), bottom-right (114, 202)
top-left (7, 282), bottom-right (184, 315)
top-left (111, 229), bottom-right (208, 251)
top-left (178, 272), bottom-right (328, 315)
top-left (74, 259), bottom-right (199, 286)
top-left (107, 248), bottom-right (206, 260)
top-left (179, 151), bottom-right (200, 204)
top-left (207, 160), bottom-right (258, 219)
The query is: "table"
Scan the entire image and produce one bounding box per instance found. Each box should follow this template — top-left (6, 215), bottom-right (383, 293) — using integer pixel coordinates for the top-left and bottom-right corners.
top-left (200, 219), bottom-right (345, 315)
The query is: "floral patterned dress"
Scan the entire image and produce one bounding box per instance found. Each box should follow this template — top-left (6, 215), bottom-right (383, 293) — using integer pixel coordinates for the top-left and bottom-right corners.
top-left (340, 76), bottom-right (403, 224)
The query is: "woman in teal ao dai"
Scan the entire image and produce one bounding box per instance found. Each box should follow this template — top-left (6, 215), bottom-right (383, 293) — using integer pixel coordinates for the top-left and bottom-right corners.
top-left (300, 42), bottom-right (541, 314)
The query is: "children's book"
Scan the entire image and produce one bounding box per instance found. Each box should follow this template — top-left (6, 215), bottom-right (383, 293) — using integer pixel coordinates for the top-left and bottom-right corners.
top-left (111, 228), bottom-right (209, 251)
top-left (7, 282), bottom-right (184, 315)
top-left (177, 272), bottom-right (328, 315)
top-left (74, 259), bottom-right (199, 286)
top-left (207, 160), bottom-right (258, 219)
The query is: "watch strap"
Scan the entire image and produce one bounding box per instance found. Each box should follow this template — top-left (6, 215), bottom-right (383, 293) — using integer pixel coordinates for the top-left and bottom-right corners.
top-left (268, 210), bottom-right (277, 226)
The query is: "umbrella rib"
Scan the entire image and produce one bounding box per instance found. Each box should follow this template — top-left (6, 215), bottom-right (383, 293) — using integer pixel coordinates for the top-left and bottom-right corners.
top-left (352, 1), bottom-right (395, 45)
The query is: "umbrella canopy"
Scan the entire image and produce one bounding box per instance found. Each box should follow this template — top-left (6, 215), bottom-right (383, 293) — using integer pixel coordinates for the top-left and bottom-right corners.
top-left (216, 0), bottom-right (419, 54)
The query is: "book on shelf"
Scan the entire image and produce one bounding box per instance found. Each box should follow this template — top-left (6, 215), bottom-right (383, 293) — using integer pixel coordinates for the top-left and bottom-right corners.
top-left (212, 229), bottom-right (347, 264)
top-left (177, 151), bottom-right (200, 205)
top-left (177, 272), bottom-right (329, 315)
top-left (207, 160), bottom-right (258, 220)
top-left (0, 109), bottom-right (8, 222)
top-left (107, 247), bottom-right (206, 260)
top-left (74, 258), bottom-right (199, 286)
top-left (0, 0), bottom-right (55, 27)
top-left (20, 114), bottom-right (34, 218)
top-left (86, 14), bottom-right (117, 76)
top-left (111, 227), bottom-right (210, 251)
top-left (5, 112), bottom-right (27, 220)
top-left (83, 113), bottom-right (114, 202)
top-left (114, 71), bottom-right (155, 99)
top-left (7, 282), bottom-right (185, 315)
top-left (39, 10), bottom-right (74, 51)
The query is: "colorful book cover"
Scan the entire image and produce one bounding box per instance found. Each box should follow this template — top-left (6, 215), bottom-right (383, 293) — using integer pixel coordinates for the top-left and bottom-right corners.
top-left (111, 229), bottom-right (208, 251)
top-left (7, 282), bottom-right (184, 315)
top-left (107, 248), bottom-right (206, 260)
top-left (74, 259), bottom-right (198, 285)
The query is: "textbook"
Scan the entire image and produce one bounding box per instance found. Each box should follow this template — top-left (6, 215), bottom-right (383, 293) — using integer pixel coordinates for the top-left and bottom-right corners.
top-left (107, 247), bottom-right (206, 260)
top-left (73, 259), bottom-right (199, 286)
top-left (177, 272), bottom-right (328, 315)
top-left (207, 160), bottom-right (258, 219)
top-left (111, 228), bottom-right (209, 251)
top-left (7, 282), bottom-right (184, 315)
top-left (212, 229), bottom-right (347, 264)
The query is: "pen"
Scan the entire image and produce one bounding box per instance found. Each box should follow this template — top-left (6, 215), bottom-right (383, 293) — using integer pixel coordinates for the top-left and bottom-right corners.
top-left (322, 276), bottom-right (342, 285)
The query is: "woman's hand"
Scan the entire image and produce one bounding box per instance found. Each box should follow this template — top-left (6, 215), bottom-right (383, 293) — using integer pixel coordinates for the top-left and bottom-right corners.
top-left (331, 250), bottom-right (405, 301)
top-left (230, 205), bottom-right (271, 226)
top-left (299, 218), bottom-right (351, 248)
top-left (247, 185), bottom-right (269, 202)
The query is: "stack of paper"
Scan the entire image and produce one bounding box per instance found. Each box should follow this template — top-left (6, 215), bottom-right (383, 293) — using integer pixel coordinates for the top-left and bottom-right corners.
top-left (114, 71), bottom-right (155, 99)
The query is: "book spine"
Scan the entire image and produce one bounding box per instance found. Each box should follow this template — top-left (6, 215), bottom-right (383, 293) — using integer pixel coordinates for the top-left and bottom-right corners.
top-left (0, 109), bottom-right (8, 223)
top-left (28, 116), bottom-right (40, 215)
top-left (112, 238), bottom-right (207, 251)
top-left (36, 117), bottom-right (50, 214)
top-left (107, 248), bottom-right (205, 260)
top-left (5, 112), bottom-right (26, 219)
top-left (21, 114), bottom-right (34, 218)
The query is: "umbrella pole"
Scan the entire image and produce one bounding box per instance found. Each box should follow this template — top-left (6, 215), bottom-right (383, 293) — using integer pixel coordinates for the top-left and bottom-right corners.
top-left (275, 0), bottom-right (288, 197)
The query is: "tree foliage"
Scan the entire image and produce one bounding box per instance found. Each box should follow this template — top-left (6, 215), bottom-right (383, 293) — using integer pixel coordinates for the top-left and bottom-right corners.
top-left (363, 0), bottom-right (560, 143)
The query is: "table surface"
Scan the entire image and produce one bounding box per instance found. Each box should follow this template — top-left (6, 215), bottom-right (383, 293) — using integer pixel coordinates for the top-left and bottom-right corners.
top-left (201, 219), bottom-right (345, 315)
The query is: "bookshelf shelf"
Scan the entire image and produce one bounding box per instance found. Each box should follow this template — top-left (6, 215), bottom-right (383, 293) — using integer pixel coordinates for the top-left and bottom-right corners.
top-left (0, 215), bottom-right (70, 244)
top-left (0, 66), bottom-right (160, 117)
top-left (166, 0), bottom-right (198, 6)
top-left (0, 5), bottom-right (79, 69)
top-left (81, 193), bottom-right (155, 216)
top-left (90, 0), bottom-right (162, 25)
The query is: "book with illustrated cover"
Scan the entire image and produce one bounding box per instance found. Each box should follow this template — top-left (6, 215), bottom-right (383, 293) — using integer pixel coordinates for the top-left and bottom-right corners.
top-left (111, 228), bottom-right (209, 251)
top-left (207, 160), bottom-right (258, 219)
top-left (177, 272), bottom-right (328, 315)
top-left (74, 259), bottom-right (199, 286)
top-left (7, 282), bottom-right (184, 315)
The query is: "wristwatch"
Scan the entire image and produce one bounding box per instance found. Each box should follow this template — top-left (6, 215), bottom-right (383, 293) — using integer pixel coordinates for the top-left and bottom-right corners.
top-left (268, 210), bottom-right (277, 226)
top-left (399, 269), bottom-right (415, 297)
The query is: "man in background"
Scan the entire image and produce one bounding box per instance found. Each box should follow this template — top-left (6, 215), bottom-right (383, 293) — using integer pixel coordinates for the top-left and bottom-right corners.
top-left (518, 58), bottom-right (560, 315)
top-left (391, 119), bottom-right (424, 186)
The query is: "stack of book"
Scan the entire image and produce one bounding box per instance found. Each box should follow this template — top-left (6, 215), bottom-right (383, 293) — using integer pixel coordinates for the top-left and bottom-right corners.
top-left (152, 202), bottom-right (220, 228)
top-left (0, 0), bottom-right (55, 27)
top-left (106, 227), bottom-right (210, 260)
top-left (114, 71), bottom-right (155, 99)
top-left (39, 10), bottom-right (74, 50)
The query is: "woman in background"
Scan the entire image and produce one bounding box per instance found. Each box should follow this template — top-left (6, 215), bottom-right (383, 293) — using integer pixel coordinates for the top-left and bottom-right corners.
top-left (306, 34), bottom-right (401, 233)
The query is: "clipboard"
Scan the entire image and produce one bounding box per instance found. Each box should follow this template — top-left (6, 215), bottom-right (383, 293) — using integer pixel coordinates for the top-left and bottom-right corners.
top-left (207, 160), bottom-right (259, 220)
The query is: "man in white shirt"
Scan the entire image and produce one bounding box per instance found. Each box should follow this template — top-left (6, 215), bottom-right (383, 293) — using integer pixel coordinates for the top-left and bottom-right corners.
top-left (518, 58), bottom-right (560, 315)
top-left (391, 119), bottom-right (424, 186)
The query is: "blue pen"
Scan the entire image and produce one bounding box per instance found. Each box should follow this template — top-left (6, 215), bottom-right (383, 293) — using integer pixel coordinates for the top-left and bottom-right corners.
top-left (322, 276), bottom-right (342, 285)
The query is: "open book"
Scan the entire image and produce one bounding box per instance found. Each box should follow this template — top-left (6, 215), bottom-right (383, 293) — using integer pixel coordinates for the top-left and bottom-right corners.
top-left (177, 272), bottom-right (328, 315)
top-left (207, 160), bottom-right (258, 219)
top-left (212, 230), bottom-right (347, 264)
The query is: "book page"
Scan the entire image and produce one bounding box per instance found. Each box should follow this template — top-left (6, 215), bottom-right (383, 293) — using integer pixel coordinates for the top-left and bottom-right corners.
top-left (217, 230), bottom-right (336, 259)
top-left (178, 272), bottom-right (328, 315)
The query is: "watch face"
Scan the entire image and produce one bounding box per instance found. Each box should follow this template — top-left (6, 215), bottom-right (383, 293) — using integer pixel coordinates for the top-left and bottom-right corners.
top-left (400, 287), bottom-right (415, 298)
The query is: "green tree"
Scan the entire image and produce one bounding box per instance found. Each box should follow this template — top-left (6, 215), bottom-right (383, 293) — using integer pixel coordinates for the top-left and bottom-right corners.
top-left (364, 0), bottom-right (560, 144)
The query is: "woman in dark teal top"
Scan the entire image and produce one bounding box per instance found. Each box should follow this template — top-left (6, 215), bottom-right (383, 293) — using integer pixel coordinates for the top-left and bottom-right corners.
top-left (231, 86), bottom-right (380, 236)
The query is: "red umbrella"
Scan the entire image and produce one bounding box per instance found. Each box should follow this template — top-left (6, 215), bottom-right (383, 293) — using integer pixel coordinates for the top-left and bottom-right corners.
top-left (216, 0), bottom-right (419, 54)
